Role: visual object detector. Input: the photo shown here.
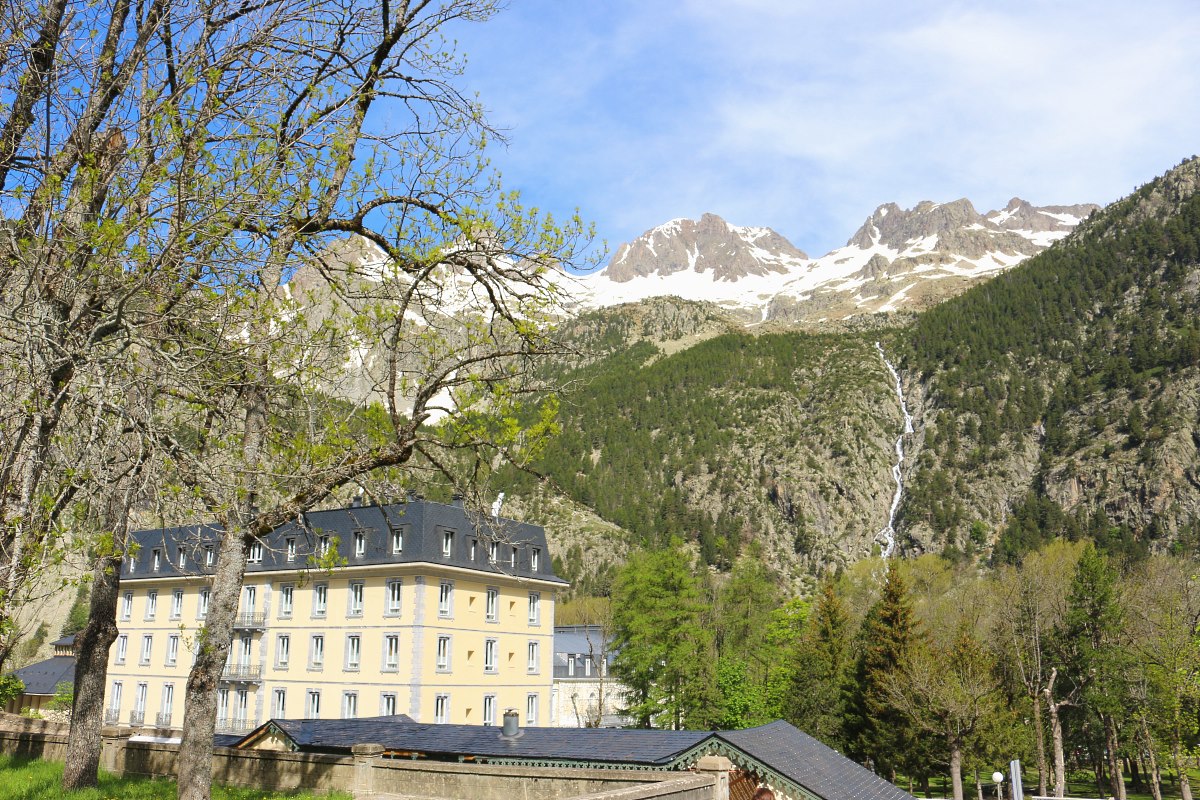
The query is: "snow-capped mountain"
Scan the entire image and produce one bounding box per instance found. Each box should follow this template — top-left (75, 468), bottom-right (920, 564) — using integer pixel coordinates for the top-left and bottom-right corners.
top-left (575, 199), bottom-right (1099, 323)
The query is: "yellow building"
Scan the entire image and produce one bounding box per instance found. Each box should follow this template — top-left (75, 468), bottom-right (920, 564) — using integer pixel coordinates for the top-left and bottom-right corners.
top-left (102, 497), bottom-right (564, 733)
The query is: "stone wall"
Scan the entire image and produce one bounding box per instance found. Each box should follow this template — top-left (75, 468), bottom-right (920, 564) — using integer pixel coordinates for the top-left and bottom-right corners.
top-left (0, 714), bottom-right (721, 800)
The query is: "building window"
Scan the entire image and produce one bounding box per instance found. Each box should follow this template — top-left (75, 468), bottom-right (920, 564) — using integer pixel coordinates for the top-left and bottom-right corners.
top-left (313, 583), bottom-right (327, 617)
top-left (127, 552), bottom-right (137, 573)
top-left (309, 635), bottom-right (325, 669)
top-left (216, 688), bottom-right (229, 724)
top-left (383, 634), bottom-right (400, 671)
top-left (273, 689), bottom-right (286, 718)
top-left (120, 591), bottom-right (132, 621)
top-left (239, 633), bottom-right (252, 663)
top-left (528, 592), bottom-right (540, 625)
top-left (381, 693), bottom-right (397, 717)
top-left (109, 681), bottom-right (122, 716)
top-left (145, 590), bottom-right (157, 620)
top-left (177, 548), bottom-right (187, 570)
top-left (134, 682), bottom-right (147, 716)
top-left (488, 541), bottom-right (498, 563)
top-left (306, 690), bottom-right (320, 719)
top-left (483, 695), bottom-right (497, 727)
top-left (527, 641), bottom-right (539, 673)
top-left (233, 688), bottom-right (249, 725)
top-left (342, 692), bottom-right (358, 719)
top-left (170, 589), bottom-right (183, 620)
top-left (139, 635), bottom-right (153, 666)
top-left (391, 528), bottom-right (403, 554)
top-left (348, 581), bottom-right (364, 616)
top-left (385, 579), bottom-right (402, 616)
top-left (279, 584), bottom-right (294, 618)
top-left (485, 587), bottom-right (498, 622)
top-left (152, 549), bottom-right (161, 571)
top-left (509, 546), bottom-right (517, 568)
top-left (531, 548), bottom-right (540, 572)
top-left (243, 585), bottom-right (256, 611)
top-left (276, 635), bottom-right (290, 668)
top-left (438, 581), bottom-right (453, 618)
top-left (204, 545), bottom-right (214, 566)
top-left (434, 694), bottom-right (449, 724)
top-left (469, 538), bottom-right (477, 561)
top-left (484, 639), bottom-right (498, 673)
top-left (115, 635), bottom-right (127, 665)
top-left (198, 588), bottom-right (210, 619)
top-left (161, 684), bottom-right (174, 721)
top-left (345, 634), bottom-right (361, 671)
top-left (248, 541), bottom-right (263, 564)
top-left (167, 635), bottom-right (180, 666)
top-left (441, 529), bottom-right (453, 558)
top-left (435, 636), bottom-right (451, 672)
top-left (318, 535), bottom-right (331, 556)
top-left (354, 532), bottom-right (365, 558)
top-left (281, 538), bottom-right (294, 562)
top-left (526, 694), bottom-right (538, 725)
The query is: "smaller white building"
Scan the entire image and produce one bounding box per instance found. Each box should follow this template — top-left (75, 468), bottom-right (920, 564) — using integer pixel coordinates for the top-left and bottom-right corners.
top-left (550, 625), bottom-right (631, 728)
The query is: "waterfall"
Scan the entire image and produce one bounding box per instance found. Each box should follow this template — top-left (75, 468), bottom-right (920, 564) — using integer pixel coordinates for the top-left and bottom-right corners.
top-left (875, 342), bottom-right (913, 558)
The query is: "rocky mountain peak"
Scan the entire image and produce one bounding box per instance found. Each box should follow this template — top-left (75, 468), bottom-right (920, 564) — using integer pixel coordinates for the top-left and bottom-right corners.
top-left (605, 213), bottom-right (808, 284)
top-left (846, 198), bottom-right (985, 250)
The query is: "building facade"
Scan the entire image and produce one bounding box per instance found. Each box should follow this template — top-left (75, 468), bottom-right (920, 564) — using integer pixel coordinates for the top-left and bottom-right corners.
top-left (550, 625), bottom-right (630, 728)
top-left (102, 498), bottom-right (565, 733)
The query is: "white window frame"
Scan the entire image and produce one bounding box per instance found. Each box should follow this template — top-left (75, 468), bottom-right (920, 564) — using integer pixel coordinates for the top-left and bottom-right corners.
top-left (161, 683), bottom-right (174, 719)
top-left (306, 690), bottom-right (321, 720)
top-left (243, 585), bottom-right (256, 611)
top-left (198, 587), bottom-right (210, 619)
top-left (177, 548), bottom-right (187, 569)
top-left (120, 592), bottom-right (132, 621)
top-left (115, 635), bottom-right (127, 665)
top-left (488, 541), bottom-right (498, 563)
top-left (484, 638), bottom-right (498, 674)
top-left (204, 545), bottom-right (214, 566)
top-left (509, 546), bottom-right (517, 568)
top-left (139, 634), bottom-right (153, 666)
top-left (313, 583), bottom-right (328, 617)
top-left (152, 549), bottom-right (161, 572)
top-left (442, 529), bottom-right (453, 558)
top-left (145, 589), bottom-right (157, 620)
top-left (310, 634), bottom-right (325, 669)
top-left (434, 694), bottom-right (449, 724)
top-left (385, 579), bottom-right (402, 616)
top-left (485, 587), bottom-right (499, 622)
top-left (348, 581), bottom-right (364, 617)
top-left (528, 592), bottom-right (540, 625)
top-left (345, 634), bottom-right (361, 671)
top-left (170, 588), bottom-right (184, 620)
top-left (532, 547), bottom-right (540, 572)
top-left (438, 580), bottom-right (453, 618)
top-left (279, 584), bottom-right (294, 618)
top-left (273, 688), bottom-right (286, 718)
top-left (435, 635), bottom-right (451, 672)
top-left (342, 691), bottom-right (358, 720)
top-left (527, 641), bottom-right (539, 674)
top-left (483, 694), bottom-right (496, 727)
top-left (469, 538), bottom-right (477, 561)
top-left (383, 634), bottom-right (400, 672)
top-left (109, 681), bottom-right (122, 715)
top-left (286, 537), bottom-right (296, 562)
top-left (276, 634), bottom-right (290, 668)
top-left (526, 693), bottom-right (538, 725)
top-left (391, 528), bottom-right (403, 554)
top-left (167, 634), bottom-right (180, 666)
top-left (381, 692), bottom-right (397, 717)
top-left (248, 541), bottom-right (263, 564)
top-left (354, 531), bottom-right (365, 558)
top-left (318, 535), bottom-right (331, 556)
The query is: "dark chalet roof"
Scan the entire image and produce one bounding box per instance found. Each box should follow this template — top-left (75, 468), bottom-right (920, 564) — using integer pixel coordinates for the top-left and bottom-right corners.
top-left (236, 716), bottom-right (916, 800)
top-left (123, 498), bottom-right (565, 585)
top-left (9, 655), bottom-right (75, 696)
top-left (715, 721), bottom-right (916, 800)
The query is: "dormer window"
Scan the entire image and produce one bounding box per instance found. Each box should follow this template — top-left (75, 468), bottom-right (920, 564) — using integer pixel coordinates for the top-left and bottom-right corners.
top-left (204, 545), bottom-right (214, 566)
top-left (152, 549), bottom-right (161, 571)
top-left (442, 530), bottom-right (453, 558)
top-left (286, 538), bottom-right (296, 562)
top-left (487, 541), bottom-right (498, 563)
top-left (319, 535), bottom-right (331, 556)
top-left (531, 548), bottom-right (540, 572)
top-left (248, 541), bottom-right (263, 564)
top-left (354, 532), bottom-right (365, 558)
top-left (177, 548), bottom-right (187, 569)
top-left (391, 529), bottom-right (403, 554)
top-left (509, 546), bottom-right (517, 568)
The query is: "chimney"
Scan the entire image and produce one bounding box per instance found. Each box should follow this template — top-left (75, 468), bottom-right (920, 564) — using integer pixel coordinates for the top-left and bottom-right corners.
top-left (451, 493), bottom-right (464, 507)
top-left (501, 709), bottom-right (520, 738)
top-left (350, 494), bottom-right (363, 508)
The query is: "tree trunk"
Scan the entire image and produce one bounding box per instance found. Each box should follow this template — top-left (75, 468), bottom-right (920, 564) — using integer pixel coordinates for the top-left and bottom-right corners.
top-left (976, 769), bottom-right (985, 800)
top-left (1045, 692), bottom-right (1067, 797)
top-left (61, 551), bottom-right (122, 788)
top-left (175, 526), bottom-right (252, 800)
top-left (1173, 740), bottom-right (1193, 800)
top-left (1129, 756), bottom-right (1140, 791)
top-left (949, 738), bottom-right (964, 800)
top-left (1033, 692), bottom-right (1048, 796)
top-left (1104, 714), bottom-right (1126, 800)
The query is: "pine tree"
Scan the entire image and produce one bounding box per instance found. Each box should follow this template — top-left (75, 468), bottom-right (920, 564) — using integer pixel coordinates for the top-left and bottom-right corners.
top-left (788, 581), bottom-right (850, 747)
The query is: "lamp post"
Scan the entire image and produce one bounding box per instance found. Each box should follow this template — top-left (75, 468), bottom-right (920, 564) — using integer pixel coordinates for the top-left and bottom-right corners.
top-left (992, 771), bottom-right (1005, 800)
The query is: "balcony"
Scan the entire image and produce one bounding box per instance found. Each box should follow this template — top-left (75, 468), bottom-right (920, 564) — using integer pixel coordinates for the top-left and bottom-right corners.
top-left (103, 709), bottom-right (119, 726)
top-left (128, 710), bottom-right (145, 727)
top-left (232, 612), bottom-right (266, 630)
top-left (220, 664), bottom-right (263, 682)
top-left (215, 717), bottom-right (255, 735)
top-left (155, 712), bottom-right (173, 727)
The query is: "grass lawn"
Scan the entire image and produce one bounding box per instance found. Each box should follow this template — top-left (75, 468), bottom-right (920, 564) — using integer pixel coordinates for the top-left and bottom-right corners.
top-left (0, 755), bottom-right (352, 800)
top-left (900, 766), bottom-right (1200, 800)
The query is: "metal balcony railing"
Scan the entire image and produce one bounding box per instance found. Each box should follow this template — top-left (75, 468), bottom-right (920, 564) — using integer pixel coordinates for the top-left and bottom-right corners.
top-left (155, 712), bottom-right (173, 727)
top-left (103, 709), bottom-right (119, 726)
top-left (220, 664), bottom-right (263, 681)
top-left (215, 717), bottom-right (255, 734)
top-left (232, 612), bottom-right (266, 629)
top-left (128, 710), bottom-right (145, 726)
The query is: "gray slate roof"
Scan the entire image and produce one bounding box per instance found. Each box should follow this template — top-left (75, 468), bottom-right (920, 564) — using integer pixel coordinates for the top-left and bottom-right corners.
top-left (244, 715), bottom-right (709, 766)
top-left (123, 499), bottom-right (564, 584)
top-left (9, 655), bottom-right (75, 696)
top-left (715, 721), bottom-right (916, 800)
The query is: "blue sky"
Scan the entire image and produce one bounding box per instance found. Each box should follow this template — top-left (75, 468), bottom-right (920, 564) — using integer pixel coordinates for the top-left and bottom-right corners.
top-left (452, 1), bottom-right (1200, 261)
